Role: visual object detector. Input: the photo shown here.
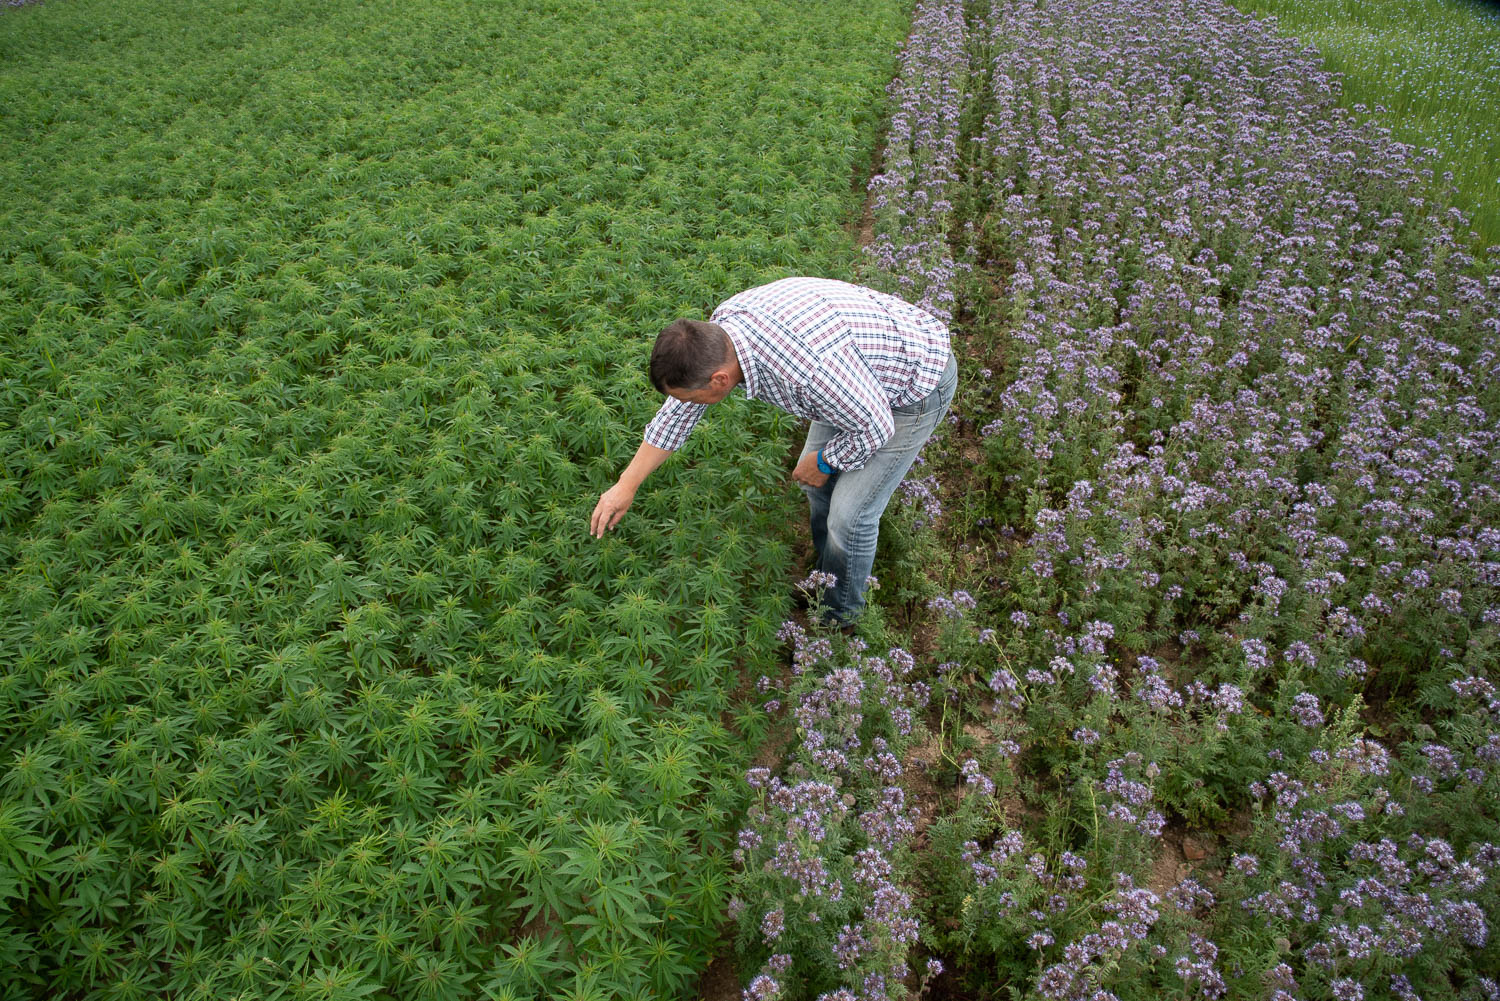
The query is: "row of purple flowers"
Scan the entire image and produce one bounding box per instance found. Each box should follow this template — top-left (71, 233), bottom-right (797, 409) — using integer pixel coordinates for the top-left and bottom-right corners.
top-left (730, 582), bottom-right (938, 1001)
top-left (864, 0), bottom-right (971, 327)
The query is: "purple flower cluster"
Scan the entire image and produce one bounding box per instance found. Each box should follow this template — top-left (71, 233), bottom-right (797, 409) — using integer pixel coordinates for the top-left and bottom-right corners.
top-left (927, 589), bottom-right (978, 619)
top-left (1172, 933), bottom-right (1227, 999)
top-left (1099, 752), bottom-right (1166, 838)
top-left (960, 756), bottom-right (995, 797)
top-left (1036, 874), bottom-right (1163, 1000)
top-left (1179, 679), bottom-right (1247, 734)
top-left (1291, 692), bottom-right (1325, 728)
top-left (733, 624), bottom-right (931, 998)
top-left (894, 469), bottom-right (944, 530)
top-left (1133, 655), bottom-right (1182, 712)
top-left (797, 570), bottom-right (840, 594)
top-left (960, 829), bottom-right (1026, 889)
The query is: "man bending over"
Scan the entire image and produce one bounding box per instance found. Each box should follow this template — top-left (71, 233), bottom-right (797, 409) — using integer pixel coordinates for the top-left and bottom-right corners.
top-left (589, 276), bottom-right (956, 628)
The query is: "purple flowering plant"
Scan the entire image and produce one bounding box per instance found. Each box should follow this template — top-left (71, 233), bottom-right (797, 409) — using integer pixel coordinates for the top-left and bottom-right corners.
top-left (864, 0), bottom-right (975, 325)
top-left (1220, 693), bottom-right (1500, 998)
top-left (731, 623), bottom-right (931, 1000)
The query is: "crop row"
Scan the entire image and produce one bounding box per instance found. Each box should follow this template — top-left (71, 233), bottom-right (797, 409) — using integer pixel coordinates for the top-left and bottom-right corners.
top-left (863, 0), bottom-right (971, 326)
top-left (730, 606), bottom-right (935, 1000)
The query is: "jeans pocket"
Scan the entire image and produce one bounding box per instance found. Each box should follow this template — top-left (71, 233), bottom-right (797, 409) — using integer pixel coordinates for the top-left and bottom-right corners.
top-left (892, 406), bottom-right (938, 451)
top-left (892, 395), bottom-right (930, 418)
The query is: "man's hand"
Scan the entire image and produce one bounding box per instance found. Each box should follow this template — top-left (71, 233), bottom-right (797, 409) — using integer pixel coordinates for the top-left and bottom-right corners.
top-left (590, 483), bottom-right (636, 538)
top-left (792, 449), bottom-right (830, 489)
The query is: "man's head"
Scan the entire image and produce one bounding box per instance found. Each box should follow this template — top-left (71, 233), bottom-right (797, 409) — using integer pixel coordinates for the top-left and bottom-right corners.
top-left (650, 319), bottom-right (737, 404)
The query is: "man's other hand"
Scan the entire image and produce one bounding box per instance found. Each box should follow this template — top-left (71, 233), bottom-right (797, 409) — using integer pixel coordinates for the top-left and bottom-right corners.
top-left (590, 483), bottom-right (636, 538)
top-left (792, 450), bottom-right (830, 489)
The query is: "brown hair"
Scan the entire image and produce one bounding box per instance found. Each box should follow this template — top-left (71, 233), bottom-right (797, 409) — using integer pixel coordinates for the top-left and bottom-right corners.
top-left (649, 319), bottom-right (729, 393)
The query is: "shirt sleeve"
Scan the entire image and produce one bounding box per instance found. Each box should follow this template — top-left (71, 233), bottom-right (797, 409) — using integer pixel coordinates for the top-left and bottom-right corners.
top-left (643, 395), bottom-right (708, 452)
top-left (808, 342), bottom-right (895, 471)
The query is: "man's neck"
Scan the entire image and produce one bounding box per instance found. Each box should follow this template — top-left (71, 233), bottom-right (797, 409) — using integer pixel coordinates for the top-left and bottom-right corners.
top-left (725, 342), bottom-right (744, 389)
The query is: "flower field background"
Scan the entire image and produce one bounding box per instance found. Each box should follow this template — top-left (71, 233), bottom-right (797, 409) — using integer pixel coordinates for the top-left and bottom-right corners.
top-left (729, 0), bottom-right (1500, 999)
top-left (1228, 0), bottom-right (1500, 249)
top-left (0, 1), bottom-right (911, 998)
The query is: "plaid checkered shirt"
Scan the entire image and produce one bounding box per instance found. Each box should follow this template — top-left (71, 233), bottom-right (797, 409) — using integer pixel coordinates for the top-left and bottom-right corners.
top-left (642, 277), bottom-right (952, 471)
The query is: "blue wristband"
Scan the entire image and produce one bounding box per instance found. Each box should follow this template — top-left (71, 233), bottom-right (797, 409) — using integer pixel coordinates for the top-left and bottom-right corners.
top-left (816, 450), bottom-right (834, 475)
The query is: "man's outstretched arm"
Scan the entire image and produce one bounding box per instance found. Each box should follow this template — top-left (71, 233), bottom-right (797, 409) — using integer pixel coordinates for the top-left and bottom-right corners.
top-left (590, 441), bottom-right (673, 538)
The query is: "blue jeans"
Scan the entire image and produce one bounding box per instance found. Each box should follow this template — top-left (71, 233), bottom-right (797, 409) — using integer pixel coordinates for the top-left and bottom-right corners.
top-left (799, 353), bottom-right (958, 623)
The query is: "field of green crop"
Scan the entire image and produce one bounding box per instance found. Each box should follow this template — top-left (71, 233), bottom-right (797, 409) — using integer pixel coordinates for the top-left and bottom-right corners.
top-left (0, 1), bottom-right (910, 997)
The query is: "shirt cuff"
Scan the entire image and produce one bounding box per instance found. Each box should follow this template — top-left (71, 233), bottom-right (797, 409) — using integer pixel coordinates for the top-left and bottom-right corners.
top-left (819, 434), bottom-right (876, 472)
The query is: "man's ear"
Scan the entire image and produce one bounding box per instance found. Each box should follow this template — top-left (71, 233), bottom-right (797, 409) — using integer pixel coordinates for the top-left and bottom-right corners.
top-left (709, 368), bottom-right (733, 390)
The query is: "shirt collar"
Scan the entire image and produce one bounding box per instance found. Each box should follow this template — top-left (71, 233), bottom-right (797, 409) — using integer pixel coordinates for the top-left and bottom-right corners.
top-left (717, 314), bottom-right (758, 399)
